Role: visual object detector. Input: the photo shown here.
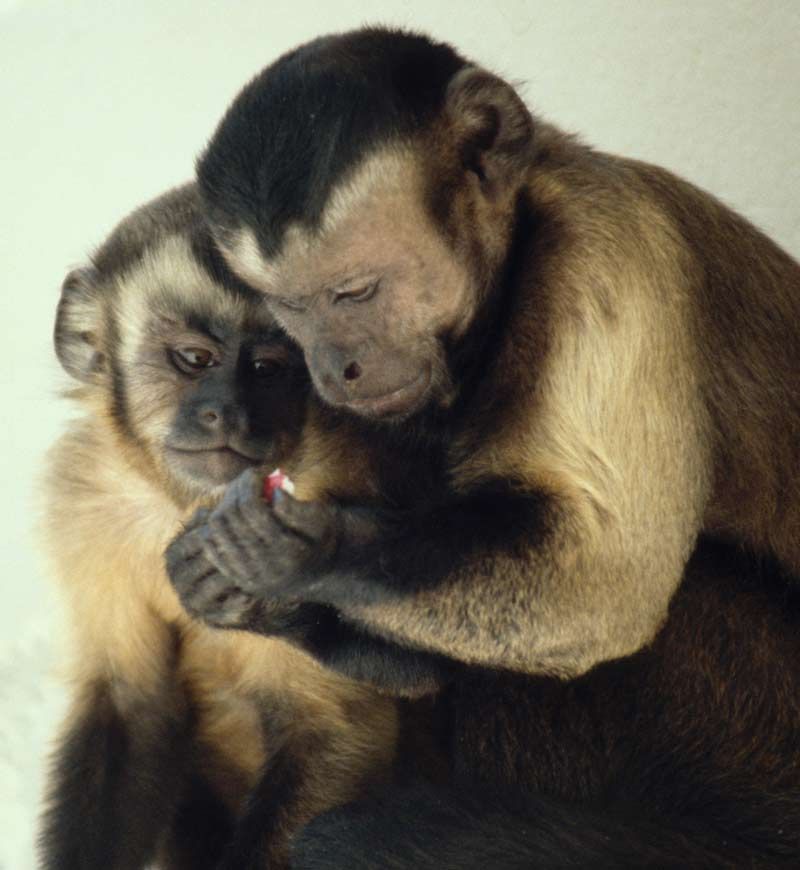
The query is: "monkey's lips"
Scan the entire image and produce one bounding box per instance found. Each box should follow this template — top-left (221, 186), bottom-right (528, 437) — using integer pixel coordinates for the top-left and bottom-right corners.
top-left (166, 445), bottom-right (263, 485)
top-left (343, 368), bottom-right (432, 419)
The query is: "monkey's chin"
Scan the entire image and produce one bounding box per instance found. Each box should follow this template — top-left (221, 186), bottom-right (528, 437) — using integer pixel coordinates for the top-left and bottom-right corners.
top-left (340, 367), bottom-right (432, 421)
top-left (166, 446), bottom-right (261, 488)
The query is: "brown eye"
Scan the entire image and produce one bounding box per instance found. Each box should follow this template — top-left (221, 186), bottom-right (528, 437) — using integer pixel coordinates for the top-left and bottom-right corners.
top-left (252, 357), bottom-right (282, 378)
top-left (170, 347), bottom-right (217, 374)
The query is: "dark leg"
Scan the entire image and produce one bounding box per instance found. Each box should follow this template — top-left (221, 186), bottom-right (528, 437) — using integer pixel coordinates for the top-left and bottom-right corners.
top-left (219, 717), bottom-right (397, 870)
top-left (38, 679), bottom-right (190, 870)
top-left (157, 771), bottom-right (236, 870)
top-left (216, 745), bottom-right (306, 870)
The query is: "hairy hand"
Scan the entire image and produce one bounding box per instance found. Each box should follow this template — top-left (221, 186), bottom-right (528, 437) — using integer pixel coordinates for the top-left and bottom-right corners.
top-left (172, 468), bottom-right (342, 603)
top-left (165, 518), bottom-right (261, 629)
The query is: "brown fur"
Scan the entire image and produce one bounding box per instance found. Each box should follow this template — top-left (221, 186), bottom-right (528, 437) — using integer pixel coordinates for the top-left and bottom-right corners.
top-left (39, 187), bottom-right (398, 869)
top-left (444, 538), bottom-right (800, 859)
top-left (163, 28), bottom-right (800, 863)
top-left (206, 62), bottom-right (800, 680)
top-left (287, 540), bottom-right (800, 867)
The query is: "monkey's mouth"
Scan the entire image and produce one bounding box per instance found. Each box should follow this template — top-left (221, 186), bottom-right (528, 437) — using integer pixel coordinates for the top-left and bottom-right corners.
top-left (343, 368), bottom-right (431, 419)
top-left (166, 445), bottom-right (264, 485)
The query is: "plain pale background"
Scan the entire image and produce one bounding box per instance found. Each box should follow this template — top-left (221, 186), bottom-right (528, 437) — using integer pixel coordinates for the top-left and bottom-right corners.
top-left (1, 0), bottom-right (798, 864)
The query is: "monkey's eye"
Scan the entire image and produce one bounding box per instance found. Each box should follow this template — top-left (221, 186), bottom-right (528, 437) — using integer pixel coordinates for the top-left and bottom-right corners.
top-left (333, 280), bottom-right (379, 304)
top-left (170, 347), bottom-right (217, 374)
top-left (252, 357), bottom-right (283, 378)
top-left (274, 295), bottom-right (307, 312)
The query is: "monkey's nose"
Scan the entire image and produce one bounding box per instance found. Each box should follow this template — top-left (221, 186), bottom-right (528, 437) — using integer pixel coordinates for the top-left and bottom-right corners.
top-left (199, 405), bottom-right (222, 427)
top-left (343, 361), bottom-right (362, 382)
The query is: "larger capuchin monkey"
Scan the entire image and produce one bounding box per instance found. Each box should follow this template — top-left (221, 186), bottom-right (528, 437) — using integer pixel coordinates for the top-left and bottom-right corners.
top-left (163, 26), bottom-right (800, 868)
top-left (169, 26), bottom-right (800, 694)
top-left (40, 184), bottom-right (454, 870)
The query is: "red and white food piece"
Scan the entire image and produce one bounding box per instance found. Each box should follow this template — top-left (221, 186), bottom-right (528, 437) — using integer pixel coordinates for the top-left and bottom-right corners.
top-left (263, 468), bottom-right (296, 503)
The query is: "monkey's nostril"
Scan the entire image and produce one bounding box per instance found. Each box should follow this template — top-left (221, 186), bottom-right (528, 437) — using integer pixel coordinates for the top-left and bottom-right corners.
top-left (343, 362), bottom-right (362, 382)
top-left (202, 409), bottom-right (220, 425)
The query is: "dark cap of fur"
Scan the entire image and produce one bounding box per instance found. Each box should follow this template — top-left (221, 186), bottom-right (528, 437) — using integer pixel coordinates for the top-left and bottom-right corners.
top-left (92, 185), bottom-right (202, 278)
top-left (89, 183), bottom-right (260, 303)
top-left (197, 27), bottom-right (468, 258)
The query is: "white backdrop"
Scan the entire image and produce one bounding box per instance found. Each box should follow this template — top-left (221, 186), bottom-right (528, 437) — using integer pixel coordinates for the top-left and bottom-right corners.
top-left (1, 1), bottom-right (799, 864)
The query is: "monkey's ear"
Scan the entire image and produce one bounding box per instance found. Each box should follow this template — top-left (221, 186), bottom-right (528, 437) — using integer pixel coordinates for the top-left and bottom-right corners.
top-left (445, 67), bottom-right (534, 194)
top-left (54, 266), bottom-right (107, 383)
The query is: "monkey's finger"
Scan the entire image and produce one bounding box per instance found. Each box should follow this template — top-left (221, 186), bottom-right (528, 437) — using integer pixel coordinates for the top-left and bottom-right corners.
top-left (205, 511), bottom-right (264, 582)
top-left (202, 588), bottom-right (258, 629)
top-left (203, 470), bottom-right (275, 573)
top-left (180, 567), bottom-right (244, 620)
top-left (211, 473), bottom-right (276, 552)
top-left (208, 495), bottom-right (278, 557)
top-left (201, 518), bottom-right (282, 594)
top-left (235, 504), bottom-right (317, 584)
top-left (167, 548), bottom-right (219, 603)
top-left (207, 508), bottom-right (314, 594)
top-left (271, 490), bottom-right (337, 546)
top-left (182, 506), bottom-right (212, 532)
top-left (220, 467), bottom-right (264, 513)
top-left (230, 506), bottom-right (287, 568)
top-left (234, 495), bottom-right (319, 569)
top-left (204, 483), bottom-right (319, 589)
top-left (201, 522), bottom-right (241, 577)
top-left (165, 527), bottom-right (208, 578)
top-left (170, 522), bottom-right (208, 552)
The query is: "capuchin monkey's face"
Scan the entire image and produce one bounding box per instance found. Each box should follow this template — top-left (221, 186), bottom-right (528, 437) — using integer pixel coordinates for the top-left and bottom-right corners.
top-left (55, 233), bottom-right (309, 501)
top-left (215, 150), bottom-right (481, 424)
top-left (150, 308), bottom-right (306, 492)
top-left (198, 39), bottom-right (534, 426)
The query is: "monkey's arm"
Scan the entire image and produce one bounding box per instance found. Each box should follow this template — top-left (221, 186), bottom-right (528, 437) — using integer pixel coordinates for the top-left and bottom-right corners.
top-left (167, 533), bottom-right (455, 696)
top-left (167, 423), bottom-right (699, 679)
top-left (168, 472), bottom-right (578, 676)
top-left (265, 603), bottom-right (456, 697)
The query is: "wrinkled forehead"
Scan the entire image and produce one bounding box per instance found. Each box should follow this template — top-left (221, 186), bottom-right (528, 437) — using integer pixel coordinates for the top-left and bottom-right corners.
top-left (220, 146), bottom-right (433, 295)
top-left (112, 234), bottom-right (271, 362)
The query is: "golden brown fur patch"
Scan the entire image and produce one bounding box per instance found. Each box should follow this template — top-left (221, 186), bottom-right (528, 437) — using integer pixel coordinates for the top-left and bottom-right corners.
top-left (40, 200), bottom-right (400, 867)
top-left (42, 399), bottom-right (398, 814)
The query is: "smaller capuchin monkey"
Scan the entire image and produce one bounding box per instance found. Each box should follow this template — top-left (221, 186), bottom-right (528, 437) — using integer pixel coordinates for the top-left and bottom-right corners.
top-left (38, 184), bottom-right (410, 870)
